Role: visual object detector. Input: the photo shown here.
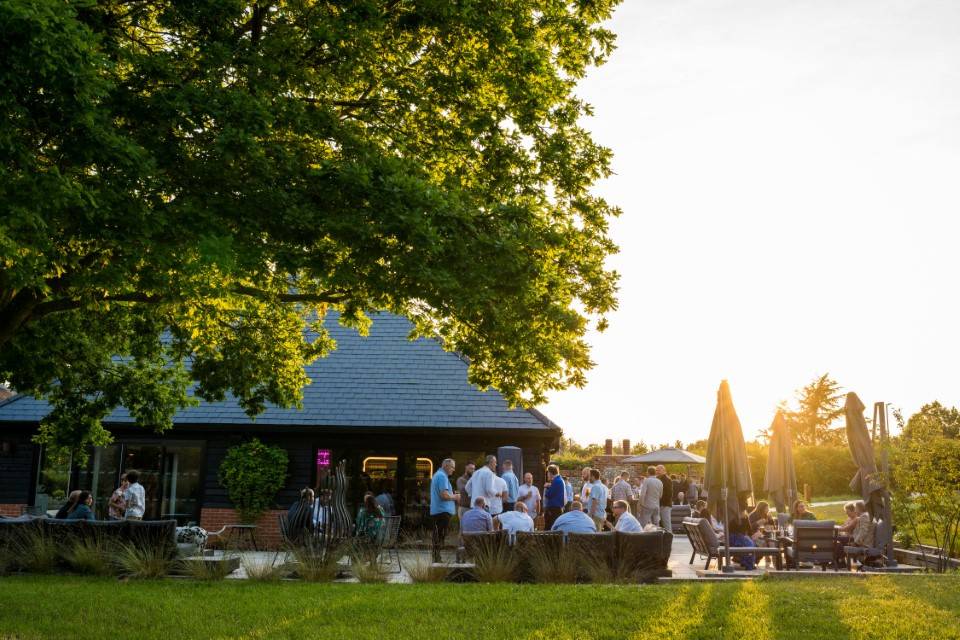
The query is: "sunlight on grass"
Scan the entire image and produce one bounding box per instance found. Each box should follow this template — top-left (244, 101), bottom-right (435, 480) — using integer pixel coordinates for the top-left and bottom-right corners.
top-left (837, 577), bottom-right (960, 640)
top-left (629, 585), bottom-right (712, 640)
top-left (723, 581), bottom-right (772, 640)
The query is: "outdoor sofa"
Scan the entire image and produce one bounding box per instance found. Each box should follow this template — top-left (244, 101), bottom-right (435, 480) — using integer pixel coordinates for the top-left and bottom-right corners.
top-left (461, 528), bottom-right (674, 581)
top-left (0, 515), bottom-right (178, 558)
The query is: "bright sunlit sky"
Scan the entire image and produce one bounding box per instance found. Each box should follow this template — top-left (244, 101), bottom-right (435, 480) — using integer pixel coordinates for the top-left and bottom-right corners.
top-left (541, 0), bottom-right (960, 446)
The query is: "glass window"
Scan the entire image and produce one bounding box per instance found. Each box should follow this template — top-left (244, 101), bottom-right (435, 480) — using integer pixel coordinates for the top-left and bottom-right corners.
top-left (34, 447), bottom-right (71, 514)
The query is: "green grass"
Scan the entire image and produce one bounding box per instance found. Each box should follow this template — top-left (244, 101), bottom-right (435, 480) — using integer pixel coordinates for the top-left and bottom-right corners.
top-left (1, 575), bottom-right (960, 639)
top-left (810, 494), bottom-right (860, 504)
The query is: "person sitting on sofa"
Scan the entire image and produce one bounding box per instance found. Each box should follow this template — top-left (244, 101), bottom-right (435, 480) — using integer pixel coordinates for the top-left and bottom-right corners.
top-left (790, 500), bottom-right (817, 522)
top-left (55, 490), bottom-right (82, 520)
top-left (728, 513), bottom-right (756, 570)
top-left (850, 501), bottom-right (876, 548)
top-left (66, 491), bottom-right (96, 521)
top-left (550, 500), bottom-right (597, 534)
top-left (612, 500), bottom-right (643, 532)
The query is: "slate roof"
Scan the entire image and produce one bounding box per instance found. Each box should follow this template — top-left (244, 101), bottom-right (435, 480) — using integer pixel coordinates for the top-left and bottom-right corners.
top-left (0, 312), bottom-right (559, 432)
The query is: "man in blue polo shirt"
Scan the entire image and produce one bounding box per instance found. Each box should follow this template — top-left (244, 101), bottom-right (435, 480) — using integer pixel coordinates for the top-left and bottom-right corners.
top-left (543, 464), bottom-right (566, 530)
top-left (430, 458), bottom-right (459, 563)
top-left (551, 501), bottom-right (598, 534)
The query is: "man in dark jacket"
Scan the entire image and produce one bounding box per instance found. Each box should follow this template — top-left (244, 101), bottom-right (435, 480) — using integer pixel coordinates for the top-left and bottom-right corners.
top-left (656, 465), bottom-right (673, 532)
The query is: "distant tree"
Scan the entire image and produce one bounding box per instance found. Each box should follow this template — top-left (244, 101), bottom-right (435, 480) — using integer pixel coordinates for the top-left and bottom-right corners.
top-left (781, 374), bottom-right (845, 446)
top-left (630, 440), bottom-right (649, 455)
top-left (902, 402), bottom-right (960, 440)
top-left (0, 0), bottom-right (621, 457)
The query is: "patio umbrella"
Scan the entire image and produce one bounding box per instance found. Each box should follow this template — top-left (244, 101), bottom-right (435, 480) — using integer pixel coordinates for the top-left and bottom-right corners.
top-left (845, 392), bottom-right (884, 504)
top-left (704, 380), bottom-right (753, 571)
top-left (763, 410), bottom-right (798, 513)
top-left (845, 391), bottom-right (894, 564)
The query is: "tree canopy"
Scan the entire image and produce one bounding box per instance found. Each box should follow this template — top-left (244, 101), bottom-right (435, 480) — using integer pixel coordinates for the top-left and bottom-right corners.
top-left (778, 373), bottom-right (845, 446)
top-left (0, 0), bottom-right (621, 456)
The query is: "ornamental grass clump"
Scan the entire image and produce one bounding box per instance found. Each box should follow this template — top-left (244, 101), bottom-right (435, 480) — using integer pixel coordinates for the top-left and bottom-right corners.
top-left (526, 545), bottom-right (577, 584)
top-left (11, 528), bottom-right (58, 574)
top-left (290, 538), bottom-right (342, 582)
top-left (114, 543), bottom-right (174, 579)
top-left (472, 542), bottom-right (518, 583)
top-left (406, 553), bottom-right (446, 583)
top-left (63, 538), bottom-right (115, 576)
top-left (348, 539), bottom-right (389, 583)
top-left (241, 555), bottom-right (284, 582)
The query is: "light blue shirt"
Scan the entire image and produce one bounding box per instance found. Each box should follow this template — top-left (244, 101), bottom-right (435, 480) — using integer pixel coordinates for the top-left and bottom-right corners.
top-left (460, 507), bottom-right (494, 533)
top-left (551, 510), bottom-right (598, 534)
top-left (430, 469), bottom-right (455, 516)
top-left (586, 480), bottom-right (608, 518)
top-left (502, 470), bottom-right (519, 502)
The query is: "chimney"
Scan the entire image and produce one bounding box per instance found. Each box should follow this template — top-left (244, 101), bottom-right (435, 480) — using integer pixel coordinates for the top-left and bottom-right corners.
top-left (604, 439), bottom-right (613, 456)
top-left (622, 439), bottom-right (630, 455)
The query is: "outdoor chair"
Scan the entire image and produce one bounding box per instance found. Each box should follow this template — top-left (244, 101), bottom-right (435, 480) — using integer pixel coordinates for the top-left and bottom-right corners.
top-left (515, 530), bottom-right (565, 555)
top-left (670, 505), bottom-right (691, 533)
top-left (615, 530), bottom-right (673, 580)
top-left (683, 517), bottom-right (779, 570)
top-left (566, 531), bottom-right (615, 577)
top-left (514, 530), bottom-right (565, 579)
top-left (377, 515), bottom-right (402, 573)
top-left (461, 530), bottom-right (507, 561)
top-left (786, 520), bottom-right (838, 570)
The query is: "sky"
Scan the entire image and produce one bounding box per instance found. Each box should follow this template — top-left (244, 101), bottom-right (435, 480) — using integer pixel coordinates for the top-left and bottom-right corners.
top-left (541, 0), bottom-right (960, 446)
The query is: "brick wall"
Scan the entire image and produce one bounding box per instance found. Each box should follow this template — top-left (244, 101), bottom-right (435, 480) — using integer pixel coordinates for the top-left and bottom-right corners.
top-left (199, 507), bottom-right (285, 550)
top-left (0, 503), bottom-right (26, 517)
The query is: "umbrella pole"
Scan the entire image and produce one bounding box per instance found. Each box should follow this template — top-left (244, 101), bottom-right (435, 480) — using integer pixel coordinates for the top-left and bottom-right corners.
top-left (720, 396), bottom-right (734, 573)
top-left (879, 403), bottom-right (897, 567)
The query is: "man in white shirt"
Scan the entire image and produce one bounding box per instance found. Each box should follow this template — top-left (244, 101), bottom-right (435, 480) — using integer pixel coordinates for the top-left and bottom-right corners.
top-left (123, 469), bottom-right (146, 520)
top-left (517, 472), bottom-right (541, 520)
top-left (489, 473), bottom-right (508, 516)
top-left (465, 455), bottom-right (499, 512)
top-left (495, 502), bottom-right (535, 541)
top-left (612, 500), bottom-right (643, 532)
top-left (637, 466), bottom-right (663, 527)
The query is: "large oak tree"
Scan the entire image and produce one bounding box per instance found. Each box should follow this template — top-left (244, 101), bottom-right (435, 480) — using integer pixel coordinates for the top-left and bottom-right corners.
top-left (0, 0), bottom-right (621, 455)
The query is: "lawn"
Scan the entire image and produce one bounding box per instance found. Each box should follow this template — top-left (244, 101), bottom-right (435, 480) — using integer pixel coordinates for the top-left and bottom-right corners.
top-left (1, 575), bottom-right (959, 640)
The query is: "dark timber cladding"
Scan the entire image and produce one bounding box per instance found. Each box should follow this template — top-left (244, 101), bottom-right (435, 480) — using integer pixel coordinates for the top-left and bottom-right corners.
top-left (0, 311), bottom-right (561, 523)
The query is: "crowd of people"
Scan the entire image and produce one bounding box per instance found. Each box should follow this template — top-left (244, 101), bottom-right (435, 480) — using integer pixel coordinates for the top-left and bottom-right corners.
top-left (50, 470), bottom-right (147, 522)
top-left (428, 456), bottom-right (689, 561)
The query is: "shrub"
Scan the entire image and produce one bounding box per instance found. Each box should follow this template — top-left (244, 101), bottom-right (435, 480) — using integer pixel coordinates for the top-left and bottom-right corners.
top-left (218, 438), bottom-right (289, 523)
top-left (114, 543), bottom-right (174, 579)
